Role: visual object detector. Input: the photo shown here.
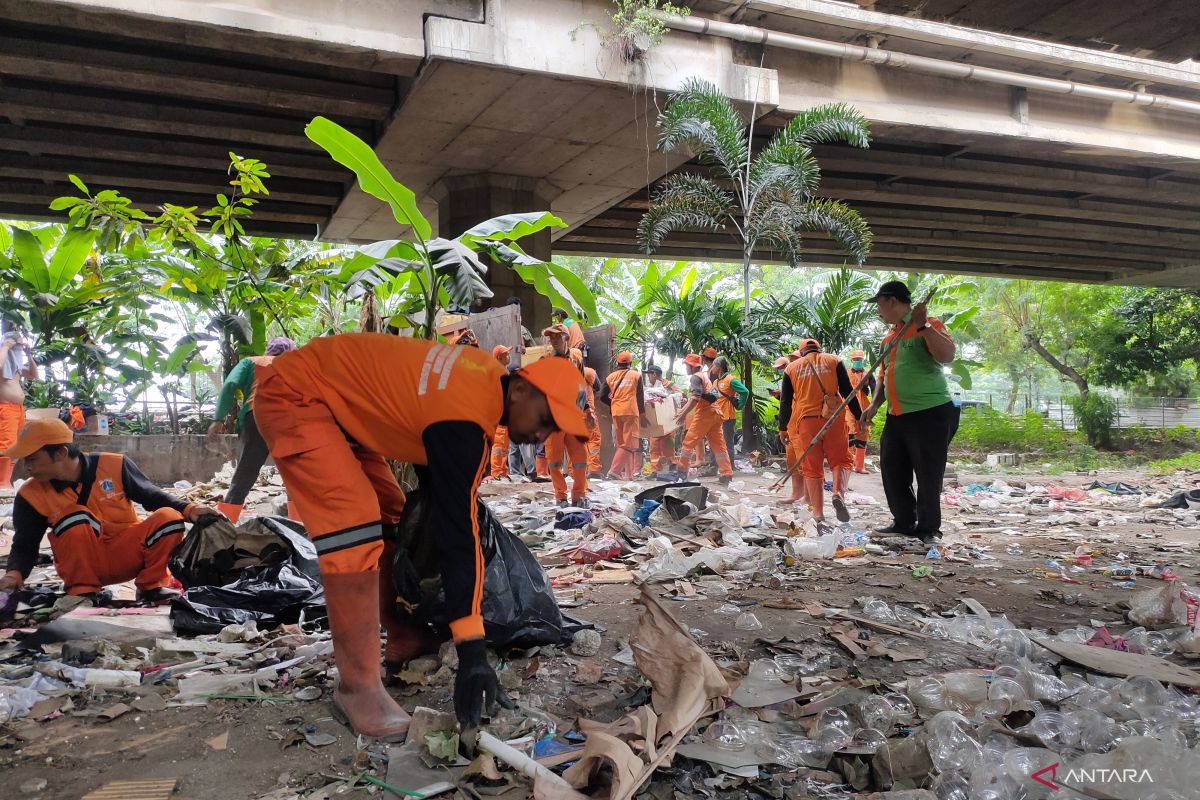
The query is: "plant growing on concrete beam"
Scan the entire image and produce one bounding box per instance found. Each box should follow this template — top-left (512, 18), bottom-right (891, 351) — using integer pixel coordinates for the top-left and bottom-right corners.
top-left (638, 78), bottom-right (873, 447)
top-left (592, 0), bottom-right (690, 62)
top-left (305, 116), bottom-right (597, 339)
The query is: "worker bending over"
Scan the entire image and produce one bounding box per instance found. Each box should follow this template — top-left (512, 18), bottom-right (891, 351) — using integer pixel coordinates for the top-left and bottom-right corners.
top-left (542, 325), bottom-right (589, 507)
top-left (0, 420), bottom-right (218, 605)
top-left (254, 334), bottom-right (588, 739)
top-left (780, 340), bottom-right (863, 522)
top-left (845, 350), bottom-right (875, 476)
top-left (601, 352), bottom-right (645, 480)
top-left (674, 354), bottom-right (733, 484)
top-left (710, 356), bottom-right (748, 461)
top-left (208, 336), bottom-right (297, 521)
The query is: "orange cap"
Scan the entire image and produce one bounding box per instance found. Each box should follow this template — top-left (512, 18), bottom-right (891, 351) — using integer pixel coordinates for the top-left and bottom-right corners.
top-left (517, 358), bottom-right (589, 439)
top-left (542, 324), bottom-right (569, 338)
top-left (5, 418), bottom-right (73, 459)
top-left (492, 344), bottom-right (512, 359)
top-left (701, 346), bottom-right (718, 359)
top-left (850, 350), bottom-right (866, 360)
top-left (682, 353), bottom-right (702, 368)
top-left (616, 351), bottom-right (633, 365)
top-left (799, 338), bottom-right (821, 354)
top-left (773, 357), bottom-right (789, 370)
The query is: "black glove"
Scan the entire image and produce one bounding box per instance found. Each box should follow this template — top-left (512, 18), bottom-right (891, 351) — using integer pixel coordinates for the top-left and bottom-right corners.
top-left (454, 639), bottom-right (513, 729)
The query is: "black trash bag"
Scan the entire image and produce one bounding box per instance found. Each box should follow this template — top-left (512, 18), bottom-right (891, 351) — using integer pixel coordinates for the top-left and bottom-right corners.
top-left (633, 482), bottom-right (708, 521)
top-left (169, 515), bottom-right (319, 589)
top-left (392, 489), bottom-right (564, 648)
top-left (170, 516), bottom-right (325, 635)
top-left (170, 562), bottom-right (325, 635)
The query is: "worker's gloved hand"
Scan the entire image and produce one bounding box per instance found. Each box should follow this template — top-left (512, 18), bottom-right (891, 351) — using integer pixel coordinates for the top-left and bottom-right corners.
top-left (454, 639), bottom-right (513, 729)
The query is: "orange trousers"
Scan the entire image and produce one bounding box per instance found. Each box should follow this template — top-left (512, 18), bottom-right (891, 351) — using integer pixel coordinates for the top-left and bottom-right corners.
top-left (608, 415), bottom-right (642, 479)
top-left (254, 371), bottom-right (406, 574)
top-left (491, 425), bottom-right (510, 479)
top-left (676, 411), bottom-right (732, 477)
top-left (48, 505), bottom-right (185, 595)
top-left (546, 431), bottom-right (589, 502)
top-left (649, 435), bottom-right (674, 472)
top-left (586, 413), bottom-right (602, 474)
top-left (789, 416), bottom-right (851, 479)
top-left (0, 402), bottom-right (25, 450)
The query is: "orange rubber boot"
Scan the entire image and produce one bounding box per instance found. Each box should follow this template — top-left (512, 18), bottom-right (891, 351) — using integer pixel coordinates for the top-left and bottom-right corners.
top-left (379, 542), bottom-right (440, 680)
top-left (0, 457), bottom-right (13, 490)
top-left (324, 571), bottom-right (411, 740)
top-left (805, 477), bottom-right (825, 521)
top-left (854, 448), bottom-right (867, 474)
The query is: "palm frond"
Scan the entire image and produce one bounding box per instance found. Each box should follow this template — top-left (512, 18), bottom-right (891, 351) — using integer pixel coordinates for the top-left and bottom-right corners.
top-left (794, 199), bottom-right (873, 265)
top-left (749, 139), bottom-right (820, 202)
top-left (637, 175), bottom-right (733, 252)
top-left (657, 78), bottom-right (749, 183)
top-left (775, 103), bottom-right (871, 149)
top-left (745, 200), bottom-right (803, 266)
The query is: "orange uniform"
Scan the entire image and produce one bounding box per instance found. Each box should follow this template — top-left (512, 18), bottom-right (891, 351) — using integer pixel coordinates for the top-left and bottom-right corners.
top-left (13, 454), bottom-right (188, 596)
top-left (674, 370), bottom-right (732, 478)
top-left (784, 353), bottom-right (852, 481)
top-left (845, 367), bottom-right (874, 474)
top-left (541, 349), bottom-right (588, 504)
top-left (583, 366), bottom-right (602, 475)
top-left (605, 367), bottom-right (643, 480)
top-left (490, 425), bottom-right (510, 479)
top-left (256, 334), bottom-right (505, 644)
top-left (713, 374), bottom-right (738, 421)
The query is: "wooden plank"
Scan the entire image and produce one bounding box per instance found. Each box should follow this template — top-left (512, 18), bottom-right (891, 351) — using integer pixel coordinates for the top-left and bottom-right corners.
top-left (465, 305), bottom-right (523, 358)
top-left (1033, 636), bottom-right (1200, 688)
top-left (82, 779), bottom-right (178, 800)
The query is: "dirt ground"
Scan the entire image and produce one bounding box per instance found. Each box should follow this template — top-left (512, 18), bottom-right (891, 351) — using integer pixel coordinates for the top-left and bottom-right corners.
top-left (2, 464), bottom-right (1198, 799)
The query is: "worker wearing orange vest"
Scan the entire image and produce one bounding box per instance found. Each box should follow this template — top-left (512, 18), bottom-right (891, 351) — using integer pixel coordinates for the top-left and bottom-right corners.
top-left (540, 326), bottom-right (589, 507)
top-left (674, 354), bottom-right (733, 483)
top-left (582, 366), bottom-right (603, 477)
top-left (0, 419), bottom-right (219, 606)
top-left (780, 340), bottom-right (864, 523)
top-left (552, 309), bottom-right (587, 355)
top-left (602, 352), bottom-right (646, 480)
top-left (845, 350), bottom-right (876, 476)
top-left (207, 337), bottom-right (298, 522)
top-left (253, 334), bottom-right (588, 739)
top-left (490, 345), bottom-right (514, 480)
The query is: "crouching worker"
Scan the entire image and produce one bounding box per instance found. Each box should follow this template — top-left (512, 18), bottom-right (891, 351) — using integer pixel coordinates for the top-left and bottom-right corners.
top-left (0, 419), bottom-right (219, 605)
top-left (253, 334), bottom-right (589, 740)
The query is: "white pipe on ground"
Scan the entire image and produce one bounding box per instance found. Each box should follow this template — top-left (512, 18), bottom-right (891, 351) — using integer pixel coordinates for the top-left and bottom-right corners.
top-left (658, 14), bottom-right (1200, 118)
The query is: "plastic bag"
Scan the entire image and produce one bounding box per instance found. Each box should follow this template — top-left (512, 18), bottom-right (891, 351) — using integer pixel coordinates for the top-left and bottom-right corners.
top-left (632, 482), bottom-right (708, 521)
top-left (170, 516), bottom-right (325, 635)
top-left (570, 535), bottom-right (622, 564)
top-left (785, 534), bottom-right (838, 560)
top-left (169, 516), bottom-right (320, 589)
top-left (392, 490), bottom-right (564, 648)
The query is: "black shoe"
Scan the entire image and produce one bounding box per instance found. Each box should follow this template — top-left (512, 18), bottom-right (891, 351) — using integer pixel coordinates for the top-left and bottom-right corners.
top-left (717, 475), bottom-right (732, 486)
top-left (556, 499), bottom-right (569, 508)
top-left (913, 530), bottom-right (943, 547)
top-left (136, 587), bottom-right (181, 605)
top-left (831, 494), bottom-right (850, 523)
top-left (575, 497), bottom-right (590, 509)
top-left (873, 523), bottom-right (914, 535)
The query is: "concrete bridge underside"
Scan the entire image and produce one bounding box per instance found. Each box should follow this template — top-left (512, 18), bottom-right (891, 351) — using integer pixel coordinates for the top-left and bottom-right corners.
top-left (2, 0), bottom-right (1200, 288)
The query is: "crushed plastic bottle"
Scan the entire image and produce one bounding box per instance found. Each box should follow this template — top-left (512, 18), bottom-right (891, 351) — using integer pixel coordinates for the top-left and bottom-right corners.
top-left (734, 612), bottom-right (763, 631)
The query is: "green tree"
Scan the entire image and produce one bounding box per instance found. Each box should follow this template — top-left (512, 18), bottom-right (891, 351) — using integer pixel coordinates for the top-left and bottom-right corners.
top-left (1091, 288), bottom-right (1200, 396)
top-left (637, 78), bottom-right (872, 446)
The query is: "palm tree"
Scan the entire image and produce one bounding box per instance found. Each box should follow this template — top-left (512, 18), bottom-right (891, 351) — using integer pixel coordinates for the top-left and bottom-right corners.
top-left (638, 78), bottom-right (873, 445)
top-left (785, 268), bottom-right (878, 354)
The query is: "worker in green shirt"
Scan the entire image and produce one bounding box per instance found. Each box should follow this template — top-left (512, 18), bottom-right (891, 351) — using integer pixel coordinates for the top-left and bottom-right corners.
top-left (860, 282), bottom-right (958, 545)
top-left (206, 337), bottom-right (297, 522)
top-left (710, 356), bottom-right (749, 459)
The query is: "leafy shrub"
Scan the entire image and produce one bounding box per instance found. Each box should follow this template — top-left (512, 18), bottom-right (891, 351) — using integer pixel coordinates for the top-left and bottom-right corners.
top-left (1071, 393), bottom-right (1116, 448)
top-left (1149, 452), bottom-right (1200, 474)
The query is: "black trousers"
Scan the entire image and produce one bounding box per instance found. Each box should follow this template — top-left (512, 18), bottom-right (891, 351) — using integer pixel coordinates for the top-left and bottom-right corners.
top-left (224, 411), bottom-right (271, 505)
top-left (879, 401), bottom-right (960, 534)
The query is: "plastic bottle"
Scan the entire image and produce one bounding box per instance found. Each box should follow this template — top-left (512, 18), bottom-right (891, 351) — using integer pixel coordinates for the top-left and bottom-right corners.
top-left (734, 612), bottom-right (763, 631)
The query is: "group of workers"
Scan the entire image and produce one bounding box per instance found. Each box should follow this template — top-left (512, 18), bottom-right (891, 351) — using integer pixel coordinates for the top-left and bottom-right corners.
top-left (0, 279), bottom-right (956, 743)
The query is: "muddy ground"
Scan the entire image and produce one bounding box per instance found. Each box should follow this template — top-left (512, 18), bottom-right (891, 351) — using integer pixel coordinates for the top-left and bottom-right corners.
top-left (2, 465), bottom-right (1197, 799)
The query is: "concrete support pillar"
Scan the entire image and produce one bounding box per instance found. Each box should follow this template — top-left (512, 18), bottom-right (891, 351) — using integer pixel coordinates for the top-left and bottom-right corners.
top-left (432, 174), bottom-right (554, 333)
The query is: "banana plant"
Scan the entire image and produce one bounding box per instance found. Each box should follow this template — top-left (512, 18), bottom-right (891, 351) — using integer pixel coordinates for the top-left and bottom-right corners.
top-left (305, 116), bottom-right (597, 339)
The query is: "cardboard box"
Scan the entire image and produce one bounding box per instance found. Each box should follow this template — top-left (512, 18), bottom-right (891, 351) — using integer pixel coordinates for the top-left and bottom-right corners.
top-left (640, 399), bottom-right (678, 439)
top-left (521, 345), bottom-right (549, 366)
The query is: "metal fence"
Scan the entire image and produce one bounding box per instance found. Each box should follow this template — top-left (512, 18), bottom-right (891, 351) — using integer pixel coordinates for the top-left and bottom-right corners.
top-left (959, 393), bottom-right (1200, 431)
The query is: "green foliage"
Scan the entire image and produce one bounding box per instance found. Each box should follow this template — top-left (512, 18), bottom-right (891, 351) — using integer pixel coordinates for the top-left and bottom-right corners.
top-left (955, 407), bottom-right (1073, 453)
top-left (1148, 452), bottom-right (1200, 475)
top-left (305, 116), bottom-right (593, 338)
top-left (1089, 289), bottom-right (1200, 396)
top-left (1070, 392), bottom-right (1117, 448)
top-left (601, 0), bottom-right (690, 60)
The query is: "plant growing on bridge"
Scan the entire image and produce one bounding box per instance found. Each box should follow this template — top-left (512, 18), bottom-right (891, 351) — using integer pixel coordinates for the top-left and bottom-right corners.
top-left (304, 116), bottom-right (597, 339)
top-left (638, 78), bottom-right (873, 446)
top-left (605, 0), bottom-right (689, 61)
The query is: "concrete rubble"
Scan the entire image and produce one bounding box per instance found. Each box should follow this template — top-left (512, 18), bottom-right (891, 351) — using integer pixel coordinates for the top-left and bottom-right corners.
top-left (2, 463), bottom-right (1200, 798)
